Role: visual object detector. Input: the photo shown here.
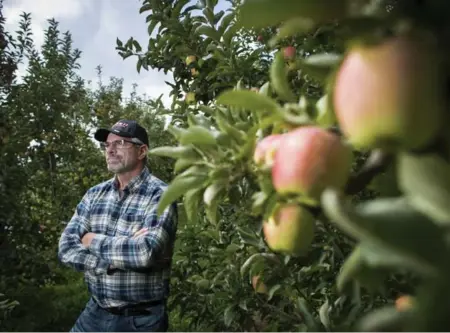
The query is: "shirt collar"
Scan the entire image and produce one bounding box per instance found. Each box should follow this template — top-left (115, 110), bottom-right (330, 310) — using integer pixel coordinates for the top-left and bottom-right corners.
top-left (113, 167), bottom-right (150, 193)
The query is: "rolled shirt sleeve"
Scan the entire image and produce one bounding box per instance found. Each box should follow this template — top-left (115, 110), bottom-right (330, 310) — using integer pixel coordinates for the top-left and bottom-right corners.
top-left (58, 191), bottom-right (110, 275)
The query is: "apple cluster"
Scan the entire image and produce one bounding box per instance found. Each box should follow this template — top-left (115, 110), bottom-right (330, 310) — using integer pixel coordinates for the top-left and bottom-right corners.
top-left (253, 31), bottom-right (446, 262)
top-left (254, 127), bottom-right (353, 258)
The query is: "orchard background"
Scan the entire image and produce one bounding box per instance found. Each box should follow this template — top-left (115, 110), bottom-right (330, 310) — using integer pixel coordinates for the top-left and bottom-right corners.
top-left (2, 0), bottom-right (450, 331)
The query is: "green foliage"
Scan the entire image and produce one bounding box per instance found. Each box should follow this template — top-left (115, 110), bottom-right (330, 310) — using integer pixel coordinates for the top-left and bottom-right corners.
top-left (1, 272), bottom-right (89, 331)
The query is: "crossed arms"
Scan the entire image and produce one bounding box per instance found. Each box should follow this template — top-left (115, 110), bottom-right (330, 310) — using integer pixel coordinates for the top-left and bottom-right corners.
top-left (57, 191), bottom-right (177, 275)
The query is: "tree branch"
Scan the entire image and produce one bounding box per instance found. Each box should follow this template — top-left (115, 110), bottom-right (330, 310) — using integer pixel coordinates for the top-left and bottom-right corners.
top-left (344, 149), bottom-right (394, 195)
top-left (308, 149), bottom-right (393, 218)
top-left (327, 126), bottom-right (394, 195)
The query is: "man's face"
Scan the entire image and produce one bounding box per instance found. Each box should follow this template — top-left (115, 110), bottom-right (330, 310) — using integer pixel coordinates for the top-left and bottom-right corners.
top-left (104, 133), bottom-right (142, 174)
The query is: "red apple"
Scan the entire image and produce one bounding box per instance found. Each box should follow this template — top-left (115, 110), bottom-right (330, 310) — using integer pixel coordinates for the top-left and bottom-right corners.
top-left (263, 203), bottom-right (315, 256)
top-left (283, 46), bottom-right (296, 60)
top-left (395, 295), bottom-right (415, 311)
top-left (333, 33), bottom-right (444, 151)
top-left (271, 126), bottom-right (352, 201)
top-left (253, 134), bottom-right (283, 168)
top-left (251, 275), bottom-right (268, 294)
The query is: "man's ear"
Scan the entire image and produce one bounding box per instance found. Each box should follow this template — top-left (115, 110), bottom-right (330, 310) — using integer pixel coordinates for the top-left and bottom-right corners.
top-left (139, 145), bottom-right (149, 160)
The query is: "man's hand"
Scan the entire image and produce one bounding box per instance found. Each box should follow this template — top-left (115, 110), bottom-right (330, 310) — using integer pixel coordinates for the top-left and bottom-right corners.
top-left (81, 232), bottom-right (96, 248)
top-left (132, 228), bottom-right (149, 239)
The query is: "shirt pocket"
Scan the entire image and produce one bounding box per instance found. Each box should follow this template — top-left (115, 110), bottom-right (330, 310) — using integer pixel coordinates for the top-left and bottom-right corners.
top-left (115, 212), bottom-right (146, 237)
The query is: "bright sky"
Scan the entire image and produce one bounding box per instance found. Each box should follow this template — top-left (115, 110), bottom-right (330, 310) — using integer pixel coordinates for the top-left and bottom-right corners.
top-left (4, 0), bottom-right (231, 106)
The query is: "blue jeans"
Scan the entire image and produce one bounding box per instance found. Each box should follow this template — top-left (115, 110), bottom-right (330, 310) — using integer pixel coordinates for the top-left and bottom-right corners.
top-left (70, 298), bottom-right (168, 332)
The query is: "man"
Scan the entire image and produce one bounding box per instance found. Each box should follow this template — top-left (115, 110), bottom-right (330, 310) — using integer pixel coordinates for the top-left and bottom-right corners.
top-left (58, 119), bottom-right (178, 332)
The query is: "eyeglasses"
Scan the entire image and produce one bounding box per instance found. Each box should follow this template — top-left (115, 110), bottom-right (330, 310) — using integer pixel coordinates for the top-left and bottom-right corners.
top-left (100, 139), bottom-right (143, 151)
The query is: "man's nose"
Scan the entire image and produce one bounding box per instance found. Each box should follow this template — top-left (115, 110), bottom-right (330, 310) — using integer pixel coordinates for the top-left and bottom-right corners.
top-left (106, 145), bottom-right (116, 154)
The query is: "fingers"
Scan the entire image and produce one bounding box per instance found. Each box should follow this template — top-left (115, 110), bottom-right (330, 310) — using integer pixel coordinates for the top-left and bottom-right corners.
top-left (132, 228), bottom-right (149, 239)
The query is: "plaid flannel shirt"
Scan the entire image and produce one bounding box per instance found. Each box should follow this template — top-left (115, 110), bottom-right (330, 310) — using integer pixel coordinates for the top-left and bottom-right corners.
top-left (58, 167), bottom-right (178, 308)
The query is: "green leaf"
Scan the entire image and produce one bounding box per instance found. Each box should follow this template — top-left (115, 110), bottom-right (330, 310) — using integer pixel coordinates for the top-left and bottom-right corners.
top-left (259, 81), bottom-right (271, 96)
top-left (297, 297), bottom-right (320, 331)
top-left (132, 40), bottom-right (142, 52)
top-left (270, 52), bottom-right (297, 102)
top-left (183, 188), bottom-right (203, 223)
top-left (223, 22), bottom-right (237, 46)
top-left (240, 253), bottom-right (280, 277)
top-left (262, 192), bottom-right (278, 221)
top-left (203, 182), bottom-right (226, 206)
top-left (174, 158), bottom-right (197, 173)
top-left (224, 305), bottom-right (237, 327)
top-left (236, 226), bottom-right (261, 248)
top-left (214, 10), bottom-right (225, 25)
top-left (251, 191), bottom-right (269, 216)
top-left (167, 125), bottom-right (189, 139)
top-left (298, 53), bottom-right (342, 82)
top-left (199, 229), bottom-right (221, 243)
top-left (203, 8), bottom-right (215, 25)
top-left (216, 89), bottom-right (280, 114)
top-left (269, 17), bottom-right (315, 47)
top-left (398, 151), bottom-right (450, 225)
top-left (337, 244), bottom-right (389, 294)
top-left (179, 126), bottom-right (217, 146)
top-left (196, 279), bottom-right (210, 290)
top-left (225, 243), bottom-right (241, 254)
top-left (218, 12), bottom-right (235, 34)
top-left (319, 300), bottom-right (331, 331)
top-left (209, 166), bottom-right (231, 180)
top-left (195, 25), bottom-right (221, 41)
top-left (321, 189), bottom-right (448, 277)
top-left (136, 57), bottom-right (143, 73)
top-left (237, 0), bottom-right (347, 29)
top-left (157, 175), bottom-right (207, 216)
top-left (238, 299), bottom-right (248, 311)
top-left (315, 94), bottom-right (336, 127)
top-left (173, 0), bottom-right (190, 17)
top-left (267, 284), bottom-right (282, 301)
top-left (369, 163), bottom-right (402, 197)
top-left (149, 146), bottom-right (201, 159)
top-left (147, 19), bottom-right (159, 37)
top-left (205, 198), bottom-right (220, 225)
top-left (336, 246), bottom-right (363, 293)
top-left (177, 165), bottom-right (209, 178)
top-left (357, 305), bottom-right (412, 332)
top-left (188, 113), bottom-right (214, 129)
top-left (198, 105), bottom-right (216, 116)
top-left (139, 3), bottom-right (152, 14)
top-left (215, 113), bottom-right (247, 145)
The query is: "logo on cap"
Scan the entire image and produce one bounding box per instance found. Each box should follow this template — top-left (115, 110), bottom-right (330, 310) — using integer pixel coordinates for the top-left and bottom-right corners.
top-left (114, 121), bottom-right (129, 128)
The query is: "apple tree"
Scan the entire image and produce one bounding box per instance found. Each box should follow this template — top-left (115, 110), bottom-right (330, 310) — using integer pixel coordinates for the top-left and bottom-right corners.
top-left (120, 0), bottom-right (450, 331)
top-left (115, 0), bottom-right (432, 331)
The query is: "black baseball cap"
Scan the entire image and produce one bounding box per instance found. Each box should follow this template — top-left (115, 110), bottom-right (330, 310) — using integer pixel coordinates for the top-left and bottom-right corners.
top-left (94, 119), bottom-right (149, 146)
